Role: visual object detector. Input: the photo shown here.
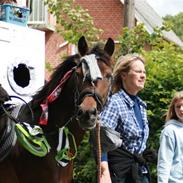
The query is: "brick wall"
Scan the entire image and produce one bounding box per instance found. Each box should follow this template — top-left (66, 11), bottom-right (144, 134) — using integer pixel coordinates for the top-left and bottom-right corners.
top-left (45, 31), bottom-right (69, 80)
top-left (76, 0), bottom-right (124, 40)
top-left (45, 0), bottom-right (124, 79)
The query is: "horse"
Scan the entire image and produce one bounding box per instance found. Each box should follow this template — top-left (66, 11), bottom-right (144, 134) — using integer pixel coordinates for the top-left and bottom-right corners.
top-left (0, 36), bottom-right (115, 183)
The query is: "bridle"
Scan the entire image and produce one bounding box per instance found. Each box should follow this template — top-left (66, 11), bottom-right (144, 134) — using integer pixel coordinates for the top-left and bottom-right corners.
top-left (77, 89), bottom-right (103, 111)
top-left (73, 53), bottom-right (112, 115)
top-left (50, 52), bottom-right (112, 128)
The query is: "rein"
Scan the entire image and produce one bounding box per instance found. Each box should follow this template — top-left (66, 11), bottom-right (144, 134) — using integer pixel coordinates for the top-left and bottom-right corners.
top-left (39, 68), bottom-right (75, 125)
top-left (96, 119), bottom-right (102, 183)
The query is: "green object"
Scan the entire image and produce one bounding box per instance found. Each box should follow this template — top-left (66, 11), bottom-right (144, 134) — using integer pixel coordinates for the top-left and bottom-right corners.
top-left (55, 127), bottom-right (77, 162)
top-left (15, 123), bottom-right (77, 162)
top-left (15, 123), bottom-right (50, 157)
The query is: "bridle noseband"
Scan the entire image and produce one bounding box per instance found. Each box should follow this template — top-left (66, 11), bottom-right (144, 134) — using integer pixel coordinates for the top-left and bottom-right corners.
top-left (77, 89), bottom-right (103, 111)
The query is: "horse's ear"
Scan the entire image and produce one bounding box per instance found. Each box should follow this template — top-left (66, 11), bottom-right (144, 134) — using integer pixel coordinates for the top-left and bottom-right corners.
top-left (78, 36), bottom-right (89, 56)
top-left (104, 38), bottom-right (115, 57)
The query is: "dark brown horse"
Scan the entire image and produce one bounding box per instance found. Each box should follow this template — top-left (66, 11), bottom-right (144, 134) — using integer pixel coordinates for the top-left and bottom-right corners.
top-left (0, 36), bottom-right (115, 183)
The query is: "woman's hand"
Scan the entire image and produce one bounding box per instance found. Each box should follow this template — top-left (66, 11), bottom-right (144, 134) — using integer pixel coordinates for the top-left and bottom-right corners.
top-left (100, 161), bottom-right (112, 183)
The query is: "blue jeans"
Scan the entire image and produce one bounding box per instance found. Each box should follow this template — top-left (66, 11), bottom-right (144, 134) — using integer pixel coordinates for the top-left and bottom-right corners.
top-left (111, 173), bottom-right (149, 183)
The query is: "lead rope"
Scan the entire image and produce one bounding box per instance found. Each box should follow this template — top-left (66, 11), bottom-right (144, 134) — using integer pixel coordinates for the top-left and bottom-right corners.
top-left (96, 118), bottom-right (101, 183)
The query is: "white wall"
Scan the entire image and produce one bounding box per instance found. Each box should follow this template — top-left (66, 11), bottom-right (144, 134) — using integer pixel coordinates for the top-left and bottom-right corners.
top-left (0, 21), bottom-right (45, 103)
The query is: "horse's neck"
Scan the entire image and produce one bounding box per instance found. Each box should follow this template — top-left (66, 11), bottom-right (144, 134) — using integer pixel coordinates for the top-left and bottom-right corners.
top-left (48, 89), bottom-right (76, 126)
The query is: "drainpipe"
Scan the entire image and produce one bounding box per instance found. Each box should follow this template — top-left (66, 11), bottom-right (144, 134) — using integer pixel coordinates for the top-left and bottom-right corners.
top-left (124, 0), bottom-right (135, 29)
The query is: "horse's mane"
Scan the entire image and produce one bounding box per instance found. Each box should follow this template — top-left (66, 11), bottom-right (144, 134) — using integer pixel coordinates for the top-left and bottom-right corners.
top-left (32, 43), bottom-right (111, 104)
top-left (33, 54), bottom-right (80, 103)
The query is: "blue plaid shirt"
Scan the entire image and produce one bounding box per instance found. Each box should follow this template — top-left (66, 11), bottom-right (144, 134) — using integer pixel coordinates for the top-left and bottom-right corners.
top-left (100, 89), bottom-right (149, 154)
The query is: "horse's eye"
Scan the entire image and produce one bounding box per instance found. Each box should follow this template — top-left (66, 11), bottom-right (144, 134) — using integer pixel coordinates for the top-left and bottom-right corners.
top-left (104, 74), bottom-right (113, 81)
top-left (84, 73), bottom-right (92, 82)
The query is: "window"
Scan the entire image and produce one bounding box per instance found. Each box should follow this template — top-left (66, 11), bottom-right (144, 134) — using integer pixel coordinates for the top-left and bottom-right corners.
top-left (27, 0), bottom-right (55, 31)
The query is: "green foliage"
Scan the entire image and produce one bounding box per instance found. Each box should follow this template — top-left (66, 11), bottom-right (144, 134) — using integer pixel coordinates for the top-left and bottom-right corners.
top-left (164, 12), bottom-right (183, 41)
top-left (45, 61), bottom-right (53, 72)
top-left (73, 132), bottom-right (96, 183)
top-left (141, 47), bottom-right (183, 183)
top-left (117, 23), bottom-right (175, 56)
top-left (118, 24), bottom-right (150, 55)
top-left (44, 0), bottom-right (103, 44)
top-left (142, 48), bottom-right (183, 144)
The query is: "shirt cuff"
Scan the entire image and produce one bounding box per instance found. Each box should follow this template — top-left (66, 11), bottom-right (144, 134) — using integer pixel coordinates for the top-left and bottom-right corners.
top-left (101, 152), bottom-right (108, 161)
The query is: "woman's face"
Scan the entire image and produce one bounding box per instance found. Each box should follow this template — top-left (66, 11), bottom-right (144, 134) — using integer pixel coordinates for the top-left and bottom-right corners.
top-left (121, 60), bottom-right (146, 95)
top-left (174, 98), bottom-right (183, 123)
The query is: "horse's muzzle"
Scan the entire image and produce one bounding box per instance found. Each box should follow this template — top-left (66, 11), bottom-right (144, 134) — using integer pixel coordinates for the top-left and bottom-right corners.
top-left (76, 107), bottom-right (97, 130)
top-left (76, 91), bottom-right (102, 130)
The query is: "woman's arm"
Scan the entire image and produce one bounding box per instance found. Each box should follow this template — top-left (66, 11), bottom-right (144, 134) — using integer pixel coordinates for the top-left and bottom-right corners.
top-left (100, 161), bottom-right (112, 183)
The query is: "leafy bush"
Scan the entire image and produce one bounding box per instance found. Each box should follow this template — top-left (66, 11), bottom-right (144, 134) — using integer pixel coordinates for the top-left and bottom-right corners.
top-left (74, 132), bottom-right (96, 183)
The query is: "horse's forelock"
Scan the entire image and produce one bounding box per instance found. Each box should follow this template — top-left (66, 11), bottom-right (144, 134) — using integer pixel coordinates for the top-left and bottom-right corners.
top-left (90, 45), bottom-right (111, 66)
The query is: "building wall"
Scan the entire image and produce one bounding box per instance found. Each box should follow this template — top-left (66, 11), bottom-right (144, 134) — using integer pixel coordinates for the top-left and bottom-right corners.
top-left (45, 31), bottom-right (68, 80)
top-left (45, 0), bottom-right (124, 79)
top-left (76, 0), bottom-right (123, 40)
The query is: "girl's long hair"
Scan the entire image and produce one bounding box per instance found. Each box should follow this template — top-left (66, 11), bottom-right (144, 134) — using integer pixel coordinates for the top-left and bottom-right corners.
top-left (165, 91), bottom-right (183, 121)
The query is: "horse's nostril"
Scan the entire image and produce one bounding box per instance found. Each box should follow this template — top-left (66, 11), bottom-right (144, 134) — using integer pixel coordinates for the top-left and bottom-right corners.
top-left (77, 108), bottom-right (97, 116)
top-left (91, 108), bottom-right (97, 115)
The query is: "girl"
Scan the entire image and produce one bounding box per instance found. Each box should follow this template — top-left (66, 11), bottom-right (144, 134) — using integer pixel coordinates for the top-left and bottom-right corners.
top-left (157, 91), bottom-right (183, 183)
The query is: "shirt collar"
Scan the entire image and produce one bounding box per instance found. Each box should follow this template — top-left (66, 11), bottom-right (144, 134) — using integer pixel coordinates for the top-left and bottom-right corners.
top-left (118, 89), bottom-right (147, 108)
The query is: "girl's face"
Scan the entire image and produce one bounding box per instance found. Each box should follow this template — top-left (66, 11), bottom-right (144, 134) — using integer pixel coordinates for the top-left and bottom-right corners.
top-left (174, 98), bottom-right (183, 123)
top-left (121, 60), bottom-right (146, 95)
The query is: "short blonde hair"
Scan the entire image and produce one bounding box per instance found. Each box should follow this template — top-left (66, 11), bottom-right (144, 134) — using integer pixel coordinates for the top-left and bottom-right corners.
top-left (166, 91), bottom-right (183, 121)
top-left (112, 53), bottom-right (145, 93)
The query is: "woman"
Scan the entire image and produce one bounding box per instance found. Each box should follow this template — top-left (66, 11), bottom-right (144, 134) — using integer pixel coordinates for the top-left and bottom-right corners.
top-left (99, 53), bottom-right (150, 183)
top-left (157, 91), bottom-right (183, 183)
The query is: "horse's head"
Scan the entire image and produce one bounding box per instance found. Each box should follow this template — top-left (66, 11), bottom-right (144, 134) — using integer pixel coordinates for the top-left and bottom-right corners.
top-left (29, 36), bottom-right (114, 132)
top-left (74, 36), bottom-right (115, 129)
